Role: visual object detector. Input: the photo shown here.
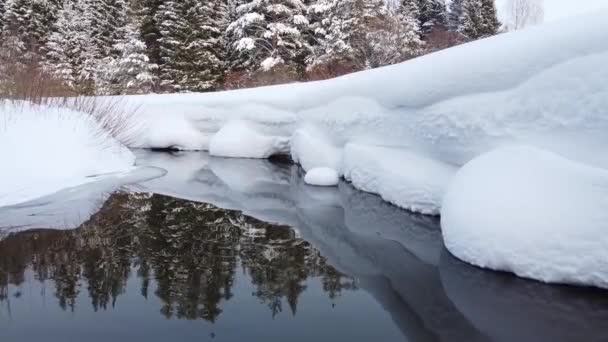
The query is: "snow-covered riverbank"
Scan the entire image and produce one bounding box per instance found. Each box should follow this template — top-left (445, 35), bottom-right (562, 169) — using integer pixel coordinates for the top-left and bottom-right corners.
top-left (119, 9), bottom-right (608, 289)
top-left (0, 102), bottom-right (136, 207)
top-left (126, 9), bottom-right (608, 212)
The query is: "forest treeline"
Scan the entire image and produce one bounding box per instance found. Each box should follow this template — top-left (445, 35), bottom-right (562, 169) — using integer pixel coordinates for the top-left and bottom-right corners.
top-left (0, 0), bottom-right (500, 94)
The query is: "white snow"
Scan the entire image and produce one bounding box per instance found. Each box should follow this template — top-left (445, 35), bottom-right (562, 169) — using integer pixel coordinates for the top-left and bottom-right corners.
top-left (441, 145), bottom-right (608, 289)
top-left (304, 167), bottom-right (340, 187)
top-left (0, 102), bottom-right (136, 208)
top-left (0, 166), bottom-right (164, 233)
top-left (343, 144), bottom-right (456, 215)
top-left (209, 119), bottom-right (290, 159)
top-left (123, 8), bottom-right (608, 222)
top-left (290, 125), bottom-right (342, 172)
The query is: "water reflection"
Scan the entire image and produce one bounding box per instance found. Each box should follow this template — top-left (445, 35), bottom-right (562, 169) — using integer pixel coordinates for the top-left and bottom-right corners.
top-left (0, 192), bottom-right (354, 322)
top-left (132, 151), bottom-right (608, 342)
top-left (1, 150), bottom-right (607, 342)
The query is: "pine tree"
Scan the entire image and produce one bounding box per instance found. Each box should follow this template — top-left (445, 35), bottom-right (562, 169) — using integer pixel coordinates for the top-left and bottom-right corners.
top-left (158, 0), bottom-right (227, 92)
top-left (135, 0), bottom-right (163, 70)
top-left (224, 0), bottom-right (247, 72)
top-left (2, 0), bottom-right (43, 60)
top-left (105, 23), bottom-right (158, 94)
top-left (459, 0), bottom-right (499, 39)
top-left (0, 0), bottom-right (7, 37)
top-left (307, 0), bottom-right (363, 68)
top-left (414, 0), bottom-right (447, 34)
top-left (480, 0), bottom-right (500, 35)
top-left (45, 0), bottom-right (97, 94)
top-left (308, 0), bottom-right (421, 69)
top-left (448, 0), bottom-right (464, 31)
top-left (226, 0), bottom-right (311, 73)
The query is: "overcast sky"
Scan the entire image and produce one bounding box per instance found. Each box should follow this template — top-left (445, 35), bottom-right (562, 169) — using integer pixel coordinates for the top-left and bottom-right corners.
top-left (493, 0), bottom-right (608, 23)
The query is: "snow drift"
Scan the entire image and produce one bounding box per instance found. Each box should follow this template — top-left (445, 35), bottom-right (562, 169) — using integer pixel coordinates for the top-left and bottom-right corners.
top-left (442, 145), bottom-right (608, 289)
top-left (304, 167), bottom-right (340, 187)
top-left (0, 102), bottom-right (136, 207)
top-left (125, 9), bottom-right (608, 216)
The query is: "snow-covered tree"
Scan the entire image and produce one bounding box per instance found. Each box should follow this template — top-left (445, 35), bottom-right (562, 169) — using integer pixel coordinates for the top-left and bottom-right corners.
top-left (307, 0), bottom-right (374, 68)
top-left (2, 0), bottom-right (44, 58)
top-left (87, 0), bottom-right (130, 59)
top-left (448, 0), bottom-right (464, 31)
top-left (44, 0), bottom-right (97, 94)
top-left (362, 0), bottom-right (424, 68)
top-left (0, 0), bottom-right (7, 37)
top-left (226, 0), bottom-right (311, 73)
top-left (157, 0), bottom-right (227, 92)
top-left (458, 0), bottom-right (499, 39)
top-left (308, 0), bottom-right (421, 70)
top-left (415, 0), bottom-right (447, 34)
top-left (103, 23), bottom-right (158, 94)
top-left (135, 0), bottom-right (163, 68)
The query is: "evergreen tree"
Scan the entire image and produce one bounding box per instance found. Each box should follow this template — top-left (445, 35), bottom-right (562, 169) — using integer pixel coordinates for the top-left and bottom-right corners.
top-left (2, 0), bottom-right (42, 59)
top-left (307, 0), bottom-right (366, 68)
top-left (135, 0), bottom-right (164, 76)
top-left (309, 0), bottom-right (421, 69)
top-left (448, 0), bottom-right (464, 31)
top-left (0, 0), bottom-right (7, 37)
top-left (480, 0), bottom-right (500, 35)
top-left (105, 23), bottom-right (158, 94)
top-left (226, 0), bottom-right (311, 73)
top-left (224, 0), bottom-right (246, 72)
top-left (87, 0), bottom-right (130, 59)
top-left (157, 0), bottom-right (227, 92)
top-left (414, 0), bottom-right (447, 34)
top-left (459, 0), bottom-right (499, 39)
top-left (45, 0), bottom-right (97, 93)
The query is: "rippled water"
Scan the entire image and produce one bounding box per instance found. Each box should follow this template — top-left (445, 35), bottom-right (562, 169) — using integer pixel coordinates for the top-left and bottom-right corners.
top-left (1, 151), bottom-right (607, 342)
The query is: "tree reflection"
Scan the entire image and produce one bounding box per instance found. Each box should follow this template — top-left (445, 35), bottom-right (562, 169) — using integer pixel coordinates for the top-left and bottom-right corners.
top-left (0, 192), bottom-right (355, 322)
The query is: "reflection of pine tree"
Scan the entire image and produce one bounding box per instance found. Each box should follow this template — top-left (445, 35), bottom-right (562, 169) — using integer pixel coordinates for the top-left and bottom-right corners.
top-left (141, 195), bottom-right (240, 321)
top-left (78, 193), bottom-right (135, 311)
top-left (240, 225), bottom-right (309, 316)
top-left (0, 191), bottom-right (356, 321)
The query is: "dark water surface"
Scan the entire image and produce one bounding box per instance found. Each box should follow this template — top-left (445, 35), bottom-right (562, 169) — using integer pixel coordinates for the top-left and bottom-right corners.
top-left (1, 151), bottom-right (607, 342)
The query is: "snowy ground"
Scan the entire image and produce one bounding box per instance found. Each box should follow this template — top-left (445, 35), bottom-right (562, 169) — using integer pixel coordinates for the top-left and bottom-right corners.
top-left (121, 10), bottom-right (608, 288)
top-left (0, 102), bottom-right (138, 208)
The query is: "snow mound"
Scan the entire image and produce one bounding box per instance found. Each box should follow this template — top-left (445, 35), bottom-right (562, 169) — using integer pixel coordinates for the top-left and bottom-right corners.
top-left (343, 144), bottom-right (456, 215)
top-left (304, 167), bottom-right (340, 187)
top-left (290, 125), bottom-right (342, 172)
top-left (441, 145), bottom-right (608, 289)
top-left (0, 102), bottom-right (136, 207)
top-left (209, 120), bottom-right (290, 159)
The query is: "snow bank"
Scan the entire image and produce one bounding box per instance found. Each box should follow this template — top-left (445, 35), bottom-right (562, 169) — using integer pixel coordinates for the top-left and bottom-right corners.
top-left (0, 102), bottom-right (136, 207)
top-left (290, 125), bottom-right (342, 172)
top-left (343, 144), bottom-right (456, 215)
top-left (209, 119), bottom-right (290, 159)
top-left (304, 167), bottom-right (340, 187)
top-left (442, 145), bottom-right (608, 288)
top-left (125, 10), bottom-right (608, 216)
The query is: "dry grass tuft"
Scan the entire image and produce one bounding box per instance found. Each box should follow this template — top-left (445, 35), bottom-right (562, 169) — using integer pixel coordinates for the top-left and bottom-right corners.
top-left (0, 52), bottom-right (139, 145)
